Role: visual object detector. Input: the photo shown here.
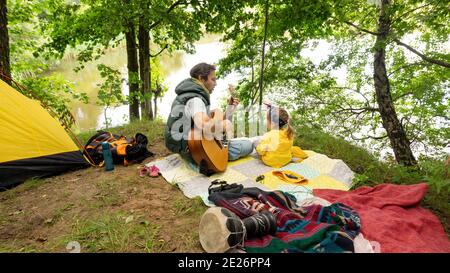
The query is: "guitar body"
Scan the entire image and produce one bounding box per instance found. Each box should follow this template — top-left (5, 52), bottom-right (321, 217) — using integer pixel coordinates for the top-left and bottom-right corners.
top-left (188, 128), bottom-right (229, 173)
top-left (187, 94), bottom-right (239, 174)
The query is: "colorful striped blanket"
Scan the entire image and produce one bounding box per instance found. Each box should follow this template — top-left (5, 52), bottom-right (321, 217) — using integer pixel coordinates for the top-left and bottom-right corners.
top-left (209, 187), bottom-right (361, 253)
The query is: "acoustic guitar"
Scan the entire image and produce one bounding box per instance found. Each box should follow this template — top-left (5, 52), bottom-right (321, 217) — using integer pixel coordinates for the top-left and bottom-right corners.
top-left (188, 87), bottom-right (238, 173)
top-left (187, 109), bottom-right (229, 173)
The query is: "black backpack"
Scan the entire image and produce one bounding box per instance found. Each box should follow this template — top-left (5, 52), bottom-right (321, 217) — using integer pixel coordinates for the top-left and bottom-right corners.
top-left (83, 131), bottom-right (154, 166)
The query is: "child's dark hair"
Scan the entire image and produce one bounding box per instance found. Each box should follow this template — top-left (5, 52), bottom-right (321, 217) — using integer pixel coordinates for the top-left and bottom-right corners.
top-left (268, 107), bottom-right (294, 139)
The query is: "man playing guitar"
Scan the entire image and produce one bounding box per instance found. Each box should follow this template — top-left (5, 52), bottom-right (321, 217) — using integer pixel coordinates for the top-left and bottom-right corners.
top-left (164, 63), bottom-right (253, 175)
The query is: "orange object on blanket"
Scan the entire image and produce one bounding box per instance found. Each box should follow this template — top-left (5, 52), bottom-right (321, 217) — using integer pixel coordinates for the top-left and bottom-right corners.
top-left (271, 170), bottom-right (308, 184)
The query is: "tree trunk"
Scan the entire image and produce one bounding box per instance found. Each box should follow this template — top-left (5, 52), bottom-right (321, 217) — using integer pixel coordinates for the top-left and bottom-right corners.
top-left (373, 0), bottom-right (416, 165)
top-left (257, 0), bottom-right (269, 135)
top-left (154, 93), bottom-right (157, 118)
top-left (104, 107), bottom-right (109, 129)
top-left (154, 81), bottom-right (161, 118)
top-left (245, 110), bottom-right (249, 137)
top-left (0, 0), bottom-right (11, 84)
top-left (138, 22), bottom-right (153, 120)
top-left (258, 0), bottom-right (269, 107)
top-left (125, 27), bottom-right (140, 121)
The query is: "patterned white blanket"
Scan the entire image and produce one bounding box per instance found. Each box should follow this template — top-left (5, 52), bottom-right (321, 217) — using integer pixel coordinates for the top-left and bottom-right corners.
top-left (148, 150), bottom-right (354, 206)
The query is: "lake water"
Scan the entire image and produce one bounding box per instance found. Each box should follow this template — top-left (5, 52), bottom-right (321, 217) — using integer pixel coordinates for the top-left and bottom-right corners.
top-left (49, 35), bottom-right (238, 133)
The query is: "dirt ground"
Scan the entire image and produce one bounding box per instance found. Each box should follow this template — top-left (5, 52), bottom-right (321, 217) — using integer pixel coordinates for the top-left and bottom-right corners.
top-left (0, 140), bottom-right (208, 253)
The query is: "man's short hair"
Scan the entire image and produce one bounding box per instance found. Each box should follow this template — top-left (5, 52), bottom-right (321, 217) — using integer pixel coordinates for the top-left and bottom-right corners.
top-left (190, 63), bottom-right (216, 81)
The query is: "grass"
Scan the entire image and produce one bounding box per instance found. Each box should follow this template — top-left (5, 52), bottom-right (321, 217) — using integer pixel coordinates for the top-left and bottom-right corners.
top-left (293, 123), bottom-right (450, 235)
top-left (0, 245), bottom-right (38, 253)
top-left (16, 178), bottom-right (48, 192)
top-left (59, 212), bottom-right (164, 253)
top-left (0, 177), bottom-right (46, 200)
top-left (171, 196), bottom-right (207, 217)
top-left (0, 210), bottom-right (8, 228)
top-left (91, 179), bottom-right (124, 208)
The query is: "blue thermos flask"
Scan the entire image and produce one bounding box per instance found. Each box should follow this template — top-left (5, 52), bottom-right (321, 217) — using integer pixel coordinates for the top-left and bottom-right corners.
top-left (102, 142), bottom-right (114, 171)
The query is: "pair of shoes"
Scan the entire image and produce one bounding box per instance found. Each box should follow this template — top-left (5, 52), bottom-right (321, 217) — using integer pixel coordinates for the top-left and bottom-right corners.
top-left (208, 179), bottom-right (243, 195)
top-left (148, 165), bottom-right (160, 177)
top-left (139, 165), bottom-right (160, 177)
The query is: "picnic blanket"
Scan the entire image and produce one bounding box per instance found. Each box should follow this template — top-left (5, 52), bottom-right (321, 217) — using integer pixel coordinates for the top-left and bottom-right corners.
top-left (149, 150), bottom-right (354, 206)
top-left (149, 150), bottom-right (376, 253)
top-left (314, 183), bottom-right (450, 253)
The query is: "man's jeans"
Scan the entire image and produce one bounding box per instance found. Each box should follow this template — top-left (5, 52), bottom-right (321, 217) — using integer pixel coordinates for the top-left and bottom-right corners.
top-left (182, 138), bottom-right (254, 172)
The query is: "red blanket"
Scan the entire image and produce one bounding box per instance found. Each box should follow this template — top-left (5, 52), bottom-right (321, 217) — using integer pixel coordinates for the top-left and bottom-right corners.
top-left (314, 183), bottom-right (450, 253)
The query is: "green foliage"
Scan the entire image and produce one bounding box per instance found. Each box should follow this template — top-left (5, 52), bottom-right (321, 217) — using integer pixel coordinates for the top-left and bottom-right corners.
top-left (38, 0), bottom-right (210, 67)
top-left (7, 0), bottom-right (90, 129)
top-left (96, 64), bottom-right (125, 107)
top-left (150, 57), bottom-right (168, 97)
top-left (8, 0), bottom-right (57, 78)
top-left (96, 64), bottom-right (126, 128)
top-left (293, 122), bottom-right (384, 174)
top-left (18, 75), bottom-right (88, 127)
top-left (292, 118), bottom-right (449, 233)
top-left (215, 1), bottom-right (333, 108)
top-left (216, 0), bottom-right (449, 160)
top-left (35, 0), bottom-right (211, 122)
top-left (314, 0), bottom-right (450, 158)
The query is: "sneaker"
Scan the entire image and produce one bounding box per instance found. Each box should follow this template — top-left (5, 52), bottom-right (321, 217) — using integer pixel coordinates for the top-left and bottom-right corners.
top-left (139, 166), bottom-right (151, 178)
top-left (149, 165), bottom-right (160, 177)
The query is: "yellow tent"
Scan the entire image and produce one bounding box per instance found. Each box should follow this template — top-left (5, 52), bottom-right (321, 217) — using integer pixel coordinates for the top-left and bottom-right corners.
top-left (0, 79), bottom-right (88, 189)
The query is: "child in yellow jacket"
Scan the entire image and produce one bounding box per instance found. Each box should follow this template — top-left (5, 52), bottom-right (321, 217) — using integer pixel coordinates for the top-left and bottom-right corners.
top-left (255, 106), bottom-right (308, 168)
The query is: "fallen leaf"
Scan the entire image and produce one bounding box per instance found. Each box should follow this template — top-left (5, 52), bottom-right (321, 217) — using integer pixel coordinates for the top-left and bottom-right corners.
top-left (125, 215), bottom-right (134, 224)
top-left (67, 178), bottom-right (80, 182)
top-left (36, 237), bottom-right (47, 242)
top-left (10, 210), bottom-right (23, 216)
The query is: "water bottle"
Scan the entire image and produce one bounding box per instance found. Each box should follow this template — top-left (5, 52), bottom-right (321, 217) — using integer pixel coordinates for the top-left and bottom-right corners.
top-left (102, 142), bottom-right (114, 171)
